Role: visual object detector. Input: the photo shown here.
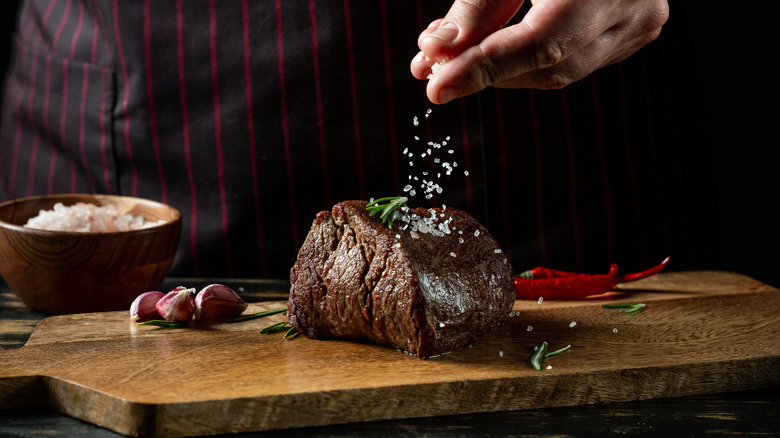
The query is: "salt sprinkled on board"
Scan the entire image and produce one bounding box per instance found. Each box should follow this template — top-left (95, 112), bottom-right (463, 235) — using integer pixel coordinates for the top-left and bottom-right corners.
top-left (613, 328), bottom-right (619, 333)
top-left (569, 321), bottom-right (577, 328)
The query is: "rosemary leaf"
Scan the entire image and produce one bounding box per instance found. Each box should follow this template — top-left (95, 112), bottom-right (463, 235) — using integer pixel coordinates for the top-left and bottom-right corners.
top-left (138, 320), bottom-right (189, 329)
top-left (621, 303), bottom-right (646, 313)
top-left (544, 344), bottom-right (571, 357)
top-left (530, 341), bottom-right (548, 371)
top-left (260, 321), bottom-right (290, 334)
top-left (283, 327), bottom-right (299, 340)
top-left (601, 303), bottom-right (646, 313)
top-left (227, 307), bottom-right (287, 323)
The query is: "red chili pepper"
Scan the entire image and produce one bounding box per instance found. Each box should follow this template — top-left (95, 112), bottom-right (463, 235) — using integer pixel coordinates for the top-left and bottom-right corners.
top-left (514, 256), bottom-right (670, 300)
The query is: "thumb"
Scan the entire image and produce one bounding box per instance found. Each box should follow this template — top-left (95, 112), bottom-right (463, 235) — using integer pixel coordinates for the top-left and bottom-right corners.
top-left (419, 0), bottom-right (525, 61)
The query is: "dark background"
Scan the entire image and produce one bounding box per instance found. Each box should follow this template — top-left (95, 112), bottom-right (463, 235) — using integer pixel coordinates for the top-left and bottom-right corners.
top-left (1, 1), bottom-right (777, 287)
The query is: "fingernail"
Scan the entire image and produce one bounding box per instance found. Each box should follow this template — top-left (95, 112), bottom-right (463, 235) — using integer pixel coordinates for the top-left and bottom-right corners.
top-left (429, 21), bottom-right (459, 45)
top-left (437, 87), bottom-right (460, 104)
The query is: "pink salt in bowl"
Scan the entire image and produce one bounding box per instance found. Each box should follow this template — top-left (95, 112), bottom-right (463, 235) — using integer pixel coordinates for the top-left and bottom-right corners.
top-left (0, 194), bottom-right (181, 314)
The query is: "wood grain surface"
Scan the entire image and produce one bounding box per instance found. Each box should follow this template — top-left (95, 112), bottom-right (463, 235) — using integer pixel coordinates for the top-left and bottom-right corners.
top-left (1, 271), bottom-right (778, 437)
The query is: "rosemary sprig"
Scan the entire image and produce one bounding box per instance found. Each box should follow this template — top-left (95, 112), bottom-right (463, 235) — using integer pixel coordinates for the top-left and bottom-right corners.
top-left (227, 307), bottom-right (287, 323)
top-left (366, 196), bottom-right (408, 229)
top-left (601, 303), bottom-right (646, 313)
top-left (137, 320), bottom-right (189, 329)
top-left (530, 341), bottom-right (571, 370)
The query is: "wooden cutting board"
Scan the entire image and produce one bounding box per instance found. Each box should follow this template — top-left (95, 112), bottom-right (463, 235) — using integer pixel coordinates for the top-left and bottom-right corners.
top-left (1, 271), bottom-right (779, 437)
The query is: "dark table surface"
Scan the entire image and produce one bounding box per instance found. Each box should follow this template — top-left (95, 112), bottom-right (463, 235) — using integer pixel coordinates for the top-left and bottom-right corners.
top-left (1, 278), bottom-right (779, 438)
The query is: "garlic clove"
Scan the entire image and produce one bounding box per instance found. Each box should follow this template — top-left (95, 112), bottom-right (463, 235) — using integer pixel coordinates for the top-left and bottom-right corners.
top-left (195, 284), bottom-right (248, 320)
top-left (155, 286), bottom-right (196, 322)
top-left (130, 291), bottom-right (165, 322)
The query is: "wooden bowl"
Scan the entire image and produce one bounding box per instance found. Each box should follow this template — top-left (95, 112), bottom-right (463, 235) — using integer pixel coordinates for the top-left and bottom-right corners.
top-left (0, 194), bottom-right (181, 314)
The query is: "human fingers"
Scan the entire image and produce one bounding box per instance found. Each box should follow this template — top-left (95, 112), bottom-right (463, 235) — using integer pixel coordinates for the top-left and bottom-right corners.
top-left (410, 0), bottom-right (525, 80)
top-left (424, 0), bottom-right (669, 102)
top-left (490, 25), bottom-right (664, 90)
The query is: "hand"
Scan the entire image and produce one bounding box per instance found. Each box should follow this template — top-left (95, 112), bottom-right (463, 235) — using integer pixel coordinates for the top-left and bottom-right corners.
top-left (410, 0), bottom-right (669, 104)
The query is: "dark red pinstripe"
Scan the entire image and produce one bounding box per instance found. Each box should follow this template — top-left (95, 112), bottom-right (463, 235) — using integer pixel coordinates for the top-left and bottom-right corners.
top-left (72, 0), bottom-right (97, 193)
top-left (98, 67), bottom-right (110, 193)
top-left (45, 0), bottom-right (73, 193)
top-left (379, 0), bottom-right (400, 194)
top-left (308, 0), bottom-right (331, 208)
top-left (663, 74), bottom-right (692, 266)
top-left (642, 51), bottom-right (670, 256)
top-left (208, 0), bottom-right (234, 277)
top-left (9, 44), bottom-right (30, 197)
top-left (528, 90), bottom-right (547, 264)
top-left (342, 0), bottom-right (366, 200)
top-left (458, 98), bottom-right (473, 213)
top-left (26, 0), bottom-right (57, 196)
top-left (242, 0), bottom-right (267, 275)
top-left (112, 0), bottom-right (139, 196)
top-left (143, 0), bottom-right (167, 204)
top-left (275, 0), bottom-right (300, 249)
top-left (618, 64), bottom-right (645, 265)
top-left (589, 75), bottom-right (614, 261)
top-left (40, 53), bottom-right (54, 195)
top-left (78, 63), bottom-right (97, 193)
top-left (88, 0), bottom-right (112, 193)
top-left (561, 91), bottom-right (581, 270)
top-left (493, 89), bottom-right (511, 256)
top-left (176, 0), bottom-right (199, 275)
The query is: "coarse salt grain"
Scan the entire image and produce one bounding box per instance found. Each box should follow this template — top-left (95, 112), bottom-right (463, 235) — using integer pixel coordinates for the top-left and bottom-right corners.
top-left (569, 321), bottom-right (577, 328)
top-left (613, 328), bottom-right (618, 333)
top-left (24, 202), bottom-right (164, 232)
top-left (538, 297), bottom-right (544, 305)
top-left (527, 326), bottom-right (533, 332)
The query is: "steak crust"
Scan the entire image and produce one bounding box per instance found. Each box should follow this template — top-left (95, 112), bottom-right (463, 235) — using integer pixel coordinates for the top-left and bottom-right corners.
top-left (288, 200), bottom-right (515, 358)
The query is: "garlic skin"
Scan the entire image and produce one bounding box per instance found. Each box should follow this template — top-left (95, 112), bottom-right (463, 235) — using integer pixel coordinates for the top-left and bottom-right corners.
top-left (195, 284), bottom-right (248, 320)
top-left (129, 291), bottom-right (164, 322)
top-left (156, 286), bottom-right (196, 322)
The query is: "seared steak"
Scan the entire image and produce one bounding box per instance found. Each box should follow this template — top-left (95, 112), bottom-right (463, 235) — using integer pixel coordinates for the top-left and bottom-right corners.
top-left (288, 200), bottom-right (515, 358)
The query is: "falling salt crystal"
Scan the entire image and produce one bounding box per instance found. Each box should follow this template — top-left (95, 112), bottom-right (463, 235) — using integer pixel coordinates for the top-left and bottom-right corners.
top-left (613, 328), bottom-right (618, 333)
top-left (403, 148), bottom-right (408, 154)
top-left (450, 252), bottom-right (457, 257)
top-left (538, 297), bottom-right (544, 305)
top-left (413, 116), bottom-right (419, 126)
top-left (527, 326), bottom-right (533, 332)
top-left (448, 149), bottom-right (454, 154)
top-left (494, 249), bottom-right (502, 254)
top-left (569, 321), bottom-right (577, 328)
top-left (403, 184), bottom-right (412, 192)
top-left (474, 230), bottom-right (480, 237)
top-left (499, 351), bottom-right (504, 357)
top-left (464, 170), bottom-right (469, 176)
